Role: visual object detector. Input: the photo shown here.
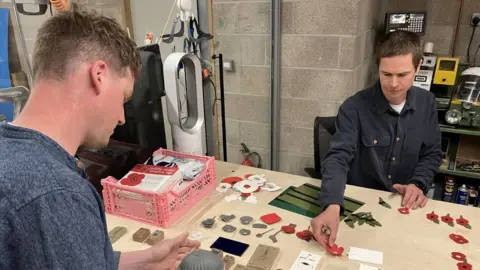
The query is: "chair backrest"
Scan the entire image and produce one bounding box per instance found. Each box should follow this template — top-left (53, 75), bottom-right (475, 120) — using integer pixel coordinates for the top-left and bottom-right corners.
top-left (313, 116), bottom-right (337, 174)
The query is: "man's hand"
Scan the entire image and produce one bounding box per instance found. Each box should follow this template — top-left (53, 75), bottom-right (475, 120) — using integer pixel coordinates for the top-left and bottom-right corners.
top-left (393, 184), bottom-right (428, 210)
top-left (310, 205), bottom-right (340, 247)
top-left (148, 232), bottom-right (200, 269)
top-left (119, 232), bottom-right (200, 270)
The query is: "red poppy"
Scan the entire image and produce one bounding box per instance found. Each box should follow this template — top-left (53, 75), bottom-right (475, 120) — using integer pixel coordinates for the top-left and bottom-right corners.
top-left (326, 244), bottom-right (344, 256)
top-left (449, 233), bottom-right (469, 244)
top-left (457, 261), bottom-right (472, 270)
top-left (296, 230), bottom-right (312, 241)
top-left (281, 225), bottom-right (295, 234)
top-left (398, 207), bottom-right (410, 214)
top-left (456, 215), bottom-right (471, 229)
top-left (441, 214), bottom-right (454, 226)
top-left (240, 193), bottom-right (251, 198)
top-left (426, 211), bottom-right (439, 223)
top-left (120, 173), bottom-right (145, 186)
top-left (221, 176), bottom-right (243, 185)
top-left (451, 252), bottom-right (466, 261)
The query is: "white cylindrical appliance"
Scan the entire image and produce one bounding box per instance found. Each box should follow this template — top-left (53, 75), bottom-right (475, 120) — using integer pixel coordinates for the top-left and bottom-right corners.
top-left (163, 53), bottom-right (205, 155)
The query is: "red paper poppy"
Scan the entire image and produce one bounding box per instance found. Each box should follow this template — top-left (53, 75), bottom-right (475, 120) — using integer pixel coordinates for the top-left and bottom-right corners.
top-left (398, 207), bottom-right (410, 214)
top-left (221, 176), bottom-right (243, 185)
top-left (456, 215), bottom-right (470, 226)
top-left (240, 193), bottom-right (251, 198)
top-left (426, 211), bottom-right (439, 223)
top-left (449, 233), bottom-right (469, 244)
top-left (457, 261), bottom-right (472, 270)
top-left (120, 173), bottom-right (145, 186)
top-left (281, 225), bottom-right (295, 234)
top-left (326, 244), bottom-right (344, 256)
top-left (441, 213), bottom-right (454, 224)
top-left (451, 252), bottom-right (466, 261)
top-left (296, 230), bottom-right (312, 241)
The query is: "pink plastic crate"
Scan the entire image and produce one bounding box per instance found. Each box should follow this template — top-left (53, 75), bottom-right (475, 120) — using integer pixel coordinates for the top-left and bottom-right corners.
top-left (101, 148), bottom-right (216, 228)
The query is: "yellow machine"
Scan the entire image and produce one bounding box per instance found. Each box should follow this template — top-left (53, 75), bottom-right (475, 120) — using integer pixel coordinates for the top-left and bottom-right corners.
top-left (433, 57), bottom-right (460, 86)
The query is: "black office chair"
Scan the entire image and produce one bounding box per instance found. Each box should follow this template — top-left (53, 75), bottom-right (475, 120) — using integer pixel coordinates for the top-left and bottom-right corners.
top-left (304, 116), bottom-right (337, 179)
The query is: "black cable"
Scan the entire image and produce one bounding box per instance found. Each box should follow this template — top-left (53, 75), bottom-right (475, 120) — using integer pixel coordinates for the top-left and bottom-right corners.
top-left (467, 25), bottom-right (477, 64)
top-left (474, 44), bottom-right (480, 65)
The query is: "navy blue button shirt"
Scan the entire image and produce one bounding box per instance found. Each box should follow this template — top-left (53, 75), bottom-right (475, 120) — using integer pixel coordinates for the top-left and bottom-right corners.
top-left (0, 123), bottom-right (120, 269)
top-left (318, 81), bottom-right (442, 212)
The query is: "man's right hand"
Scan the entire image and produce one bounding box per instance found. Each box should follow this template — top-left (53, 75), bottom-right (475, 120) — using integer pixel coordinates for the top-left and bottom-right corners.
top-left (310, 204), bottom-right (340, 247)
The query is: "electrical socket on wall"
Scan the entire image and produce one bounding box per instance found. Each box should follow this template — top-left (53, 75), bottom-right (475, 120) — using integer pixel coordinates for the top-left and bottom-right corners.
top-left (472, 13), bottom-right (480, 26)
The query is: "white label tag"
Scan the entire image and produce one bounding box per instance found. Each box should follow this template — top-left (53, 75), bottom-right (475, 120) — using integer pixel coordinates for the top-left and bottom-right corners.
top-left (349, 247), bottom-right (383, 265)
top-left (290, 251), bottom-right (321, 270)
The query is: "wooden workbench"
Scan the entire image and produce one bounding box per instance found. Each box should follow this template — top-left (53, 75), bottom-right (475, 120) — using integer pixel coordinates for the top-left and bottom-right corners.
top-left (107, 161), bottom-right (480, 269)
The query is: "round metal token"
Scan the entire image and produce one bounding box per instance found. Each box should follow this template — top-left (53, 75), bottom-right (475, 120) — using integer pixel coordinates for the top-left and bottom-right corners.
top-left (239, 229), bottom-right (251, 236)
top-left (220, 214), bottom-right (235, 222)
top-left (240, 216), bottom-right (254, 225)
top-left (222, 225), bottom-right (237, 233)
top-left (201, 217), bottom-right (215, 228)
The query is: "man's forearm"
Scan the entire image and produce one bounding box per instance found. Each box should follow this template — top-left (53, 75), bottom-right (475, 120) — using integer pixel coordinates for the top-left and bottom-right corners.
top-left (118, 250), bottom-right (152, 270)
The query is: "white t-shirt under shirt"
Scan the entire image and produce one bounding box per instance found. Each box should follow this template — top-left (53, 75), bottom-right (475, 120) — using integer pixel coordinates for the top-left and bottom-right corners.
top-left (389, 100), bottom-right (406, 114)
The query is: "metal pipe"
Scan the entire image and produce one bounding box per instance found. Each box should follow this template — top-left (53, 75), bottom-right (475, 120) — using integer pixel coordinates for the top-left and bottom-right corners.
top-left (270, 0), bottom-right (281, 171)
top-left (217, 53), bottom-right (227, 162)
top-left (196, 0), bottom-right (217, 157)
top-left (11, 0), bottom-right (34, 88)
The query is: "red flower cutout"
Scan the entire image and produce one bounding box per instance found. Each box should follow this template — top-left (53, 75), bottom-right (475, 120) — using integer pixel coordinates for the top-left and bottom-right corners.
top-left (426, 211), bottom-right (439, 224)
top-left (449, 233), bottom-right (469, 244)
top-left (441, 213), bottom-right (454, 227)
top-left (296, 230), bottom-right (313, 241)
top-left (456, 215), bottom-right (472, 229)
top-left (451, 252), bottom-right (466, 261)
top-left (326, 244), bottom-right (344, 256)
top-left (281, 225), bottom-right (296, 234)
top-left (398, 207), bottom-right (410, 214)
top-left (120, 173), bottom-right (145, 186)
top-left (457, 261), bottom-right (472, 270)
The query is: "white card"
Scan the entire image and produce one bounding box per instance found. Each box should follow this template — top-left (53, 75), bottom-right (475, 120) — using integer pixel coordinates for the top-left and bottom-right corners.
top-left (224, 194), bottom-right (238, 203)
top-left (290, 250), bottom-right (321, 270)
top-left (349, 247), bottom-right (383, 265)
top-left (359, 264), bottom-right (381, 270)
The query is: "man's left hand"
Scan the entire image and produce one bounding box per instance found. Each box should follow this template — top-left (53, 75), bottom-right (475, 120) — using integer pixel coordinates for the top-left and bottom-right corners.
top-left (392, 184), bottom-right (428, 210)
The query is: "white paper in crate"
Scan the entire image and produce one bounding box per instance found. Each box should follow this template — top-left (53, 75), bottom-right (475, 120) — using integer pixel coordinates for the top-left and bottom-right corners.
top-left (117, 164), bottom-right (183, 193)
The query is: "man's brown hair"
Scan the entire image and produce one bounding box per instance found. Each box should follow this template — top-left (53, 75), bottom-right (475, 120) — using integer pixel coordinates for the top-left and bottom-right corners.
top-left (375, 30), bottom-right (422, 68)
top-left (32, 10), bottom-right (140, 81)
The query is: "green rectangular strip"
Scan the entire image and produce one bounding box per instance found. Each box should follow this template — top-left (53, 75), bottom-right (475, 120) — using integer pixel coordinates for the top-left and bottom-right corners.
top-left (268, 184), bottom-right (365, 220)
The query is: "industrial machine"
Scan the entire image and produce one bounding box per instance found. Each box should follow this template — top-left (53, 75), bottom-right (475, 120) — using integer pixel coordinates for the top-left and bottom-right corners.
top-left (444, 67), bottom-right (480, 128)
top-left (413, 55), bottom-right (437, 91)
top-left (384, 11), bottom-right (427, 35)
top-left (433, 57), bottom-right (460, 86)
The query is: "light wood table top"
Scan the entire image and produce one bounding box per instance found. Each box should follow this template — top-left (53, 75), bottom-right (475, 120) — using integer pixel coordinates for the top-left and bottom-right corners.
top-left (107, 161), bottom-right (480, 269)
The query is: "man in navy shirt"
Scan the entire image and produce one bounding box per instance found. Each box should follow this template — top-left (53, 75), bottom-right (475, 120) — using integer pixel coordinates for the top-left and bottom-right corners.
top-left (311, 30), bottom-right (442, 248)
top-left (0, 11), bottom-right (199, 269)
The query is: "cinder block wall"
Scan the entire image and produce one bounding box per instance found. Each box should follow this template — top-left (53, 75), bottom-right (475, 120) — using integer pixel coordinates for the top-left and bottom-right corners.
top-left (213, 0), bottom-right (382, 175)
top-left (386, 0), bottom-right (480, 65)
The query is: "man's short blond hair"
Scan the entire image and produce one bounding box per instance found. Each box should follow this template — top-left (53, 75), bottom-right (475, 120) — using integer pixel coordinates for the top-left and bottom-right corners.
top-left (32, 10), bottom-right (140, 81)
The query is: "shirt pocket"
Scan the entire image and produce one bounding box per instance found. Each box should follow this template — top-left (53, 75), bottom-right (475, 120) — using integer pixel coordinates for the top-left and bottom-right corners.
top-left (361, 131), bottom-right (391, 163)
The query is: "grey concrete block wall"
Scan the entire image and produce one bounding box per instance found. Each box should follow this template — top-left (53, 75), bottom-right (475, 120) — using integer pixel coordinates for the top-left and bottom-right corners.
top-left (213, 0), bottom-right (381, 175)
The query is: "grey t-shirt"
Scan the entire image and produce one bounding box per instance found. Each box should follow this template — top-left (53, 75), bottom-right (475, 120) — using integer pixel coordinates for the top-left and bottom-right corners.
top-left (0, 122), bottom-right (120, 269)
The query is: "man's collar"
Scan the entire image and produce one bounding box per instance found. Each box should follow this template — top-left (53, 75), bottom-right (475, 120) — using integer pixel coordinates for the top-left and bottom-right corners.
top-left (374, 81), bottom-right (417, 115)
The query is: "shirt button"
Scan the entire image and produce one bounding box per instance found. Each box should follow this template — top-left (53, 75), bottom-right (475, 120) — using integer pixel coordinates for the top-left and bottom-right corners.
top-left (388, 175), bottom-right (391, 179)
top-left (396, 137), bottom-right (400, 142)
top-left (392, 157), bottom-right (396, 161)
top-left (373, 140), bottom-right (377, 144)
